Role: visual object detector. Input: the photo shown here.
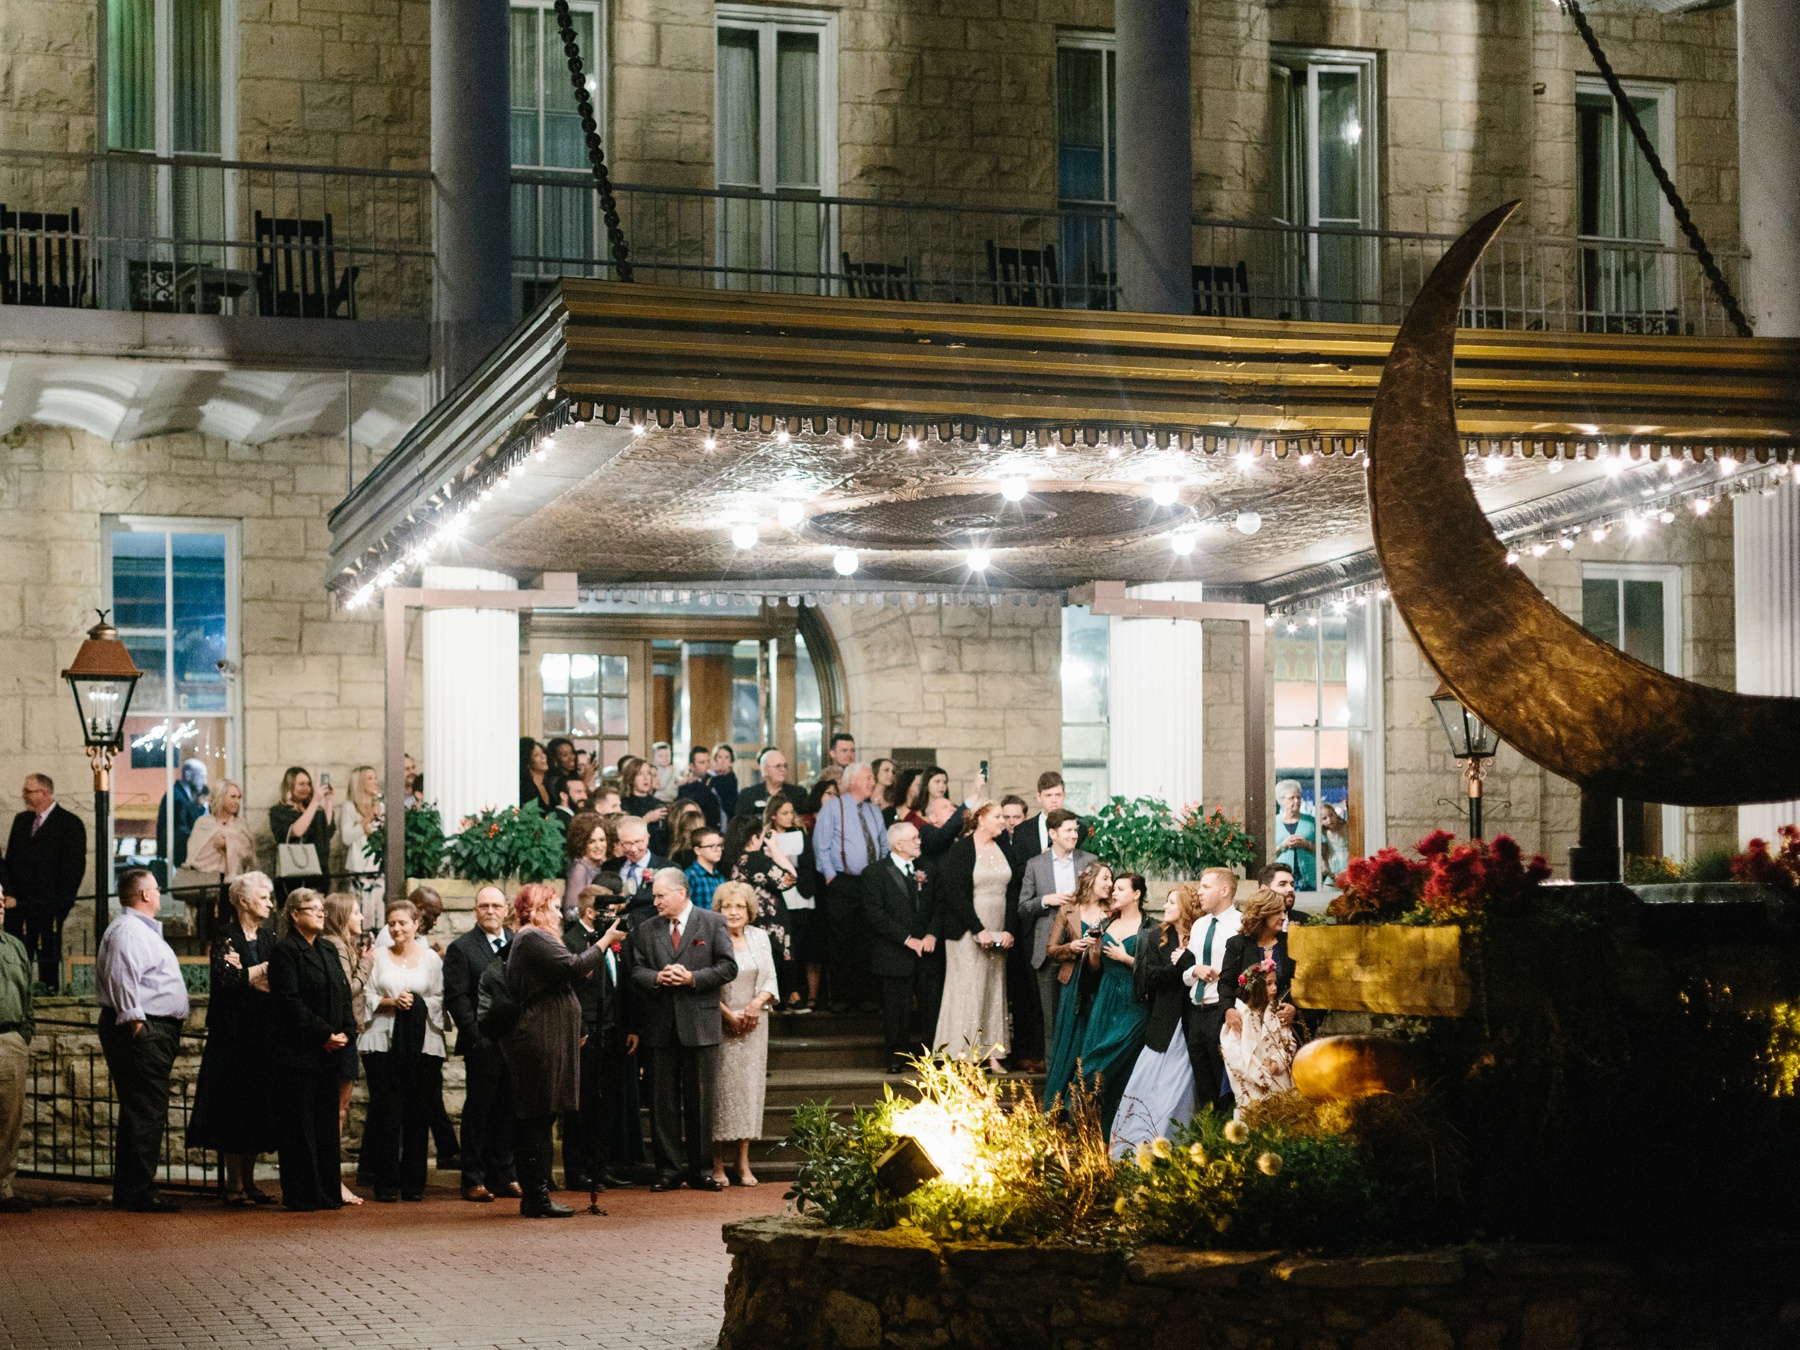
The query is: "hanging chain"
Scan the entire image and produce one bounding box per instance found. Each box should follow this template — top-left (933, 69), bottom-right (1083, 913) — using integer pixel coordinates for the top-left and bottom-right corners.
top-left (552, 0), bottom-right (633, 282)
top-left (1558, 0), bottom-right (1751, 337)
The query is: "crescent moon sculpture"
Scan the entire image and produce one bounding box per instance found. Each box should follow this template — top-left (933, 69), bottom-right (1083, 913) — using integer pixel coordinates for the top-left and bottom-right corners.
top-left (1367, 200), bottom-right (1800, 808)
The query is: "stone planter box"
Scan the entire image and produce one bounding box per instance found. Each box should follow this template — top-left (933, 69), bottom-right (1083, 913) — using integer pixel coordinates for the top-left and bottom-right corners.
top-left (719, 1214), bottom-right (1800, 1350)
top-left (1288, 923), bottom-right (1470, 1017)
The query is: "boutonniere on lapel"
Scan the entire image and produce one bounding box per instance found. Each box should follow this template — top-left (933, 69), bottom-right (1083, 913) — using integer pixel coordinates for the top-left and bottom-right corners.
top-left (690, 938), bottom-right (706, 948)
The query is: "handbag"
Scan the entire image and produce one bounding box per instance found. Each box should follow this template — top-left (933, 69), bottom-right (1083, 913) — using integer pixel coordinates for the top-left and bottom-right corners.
top-left (276, 842), bottom-right (322, 878)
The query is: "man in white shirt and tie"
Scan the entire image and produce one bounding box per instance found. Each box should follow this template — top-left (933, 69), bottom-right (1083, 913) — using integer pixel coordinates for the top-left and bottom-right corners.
top-left (1182, 866), bottom-right (1242, 1116)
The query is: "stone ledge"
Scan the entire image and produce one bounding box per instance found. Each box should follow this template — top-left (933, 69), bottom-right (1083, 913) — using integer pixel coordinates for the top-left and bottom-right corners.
top-left (1272, 1250), bottom-right (1466, 1288)
top-left (1125, 1245), bottom-right (1278, 1289)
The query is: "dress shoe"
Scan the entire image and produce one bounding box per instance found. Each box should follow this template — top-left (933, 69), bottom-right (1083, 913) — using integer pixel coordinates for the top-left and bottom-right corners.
top-left (0, 1196), bottom-right (32, 1213)
top-left (400, 1190), bottom-right (425, 1202)
top-left (118, 1196), bottom-right (181, 1214)
top-left (689, 1176), bottom-right (728, 1193)
top-left (602, 1171), bottom-right (635, 1189)
top-left (502, 1181), bottom-right (523, 1198)
top-left (461, 1183), bottom-right (495, 1203)
top-left (372, 1188), bottom-right (400, 1203)
top-left (649, 1177), bottom-right (682, 1193)
top-left (243, 1187), bottom-right (279, 1206)
top-left (520, 1186), bottom-right (574, 1217)
top-left (564, 1172), bottom-right (593, 1192)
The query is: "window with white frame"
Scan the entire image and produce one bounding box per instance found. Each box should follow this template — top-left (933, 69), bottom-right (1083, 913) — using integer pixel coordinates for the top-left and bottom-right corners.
top-left (1056, 34), bottom-right (1116, 308)
top-left (104, 517), bottom-right (239, 881)
top-left (1060, 605), bottom-right (1111, 812)
top-left (103, 0), bottom-right (235, 278)
top-left (715, 5), bottom-right (837, 293)
top-left (1575, 77), bottom-right (1675, 328)
top-left (1581, 564), bottom-right (1683, 861)
top-left (1270, 46), bottom-right (1378, 322)
top-left (511, 0), bottom-right (606, 308)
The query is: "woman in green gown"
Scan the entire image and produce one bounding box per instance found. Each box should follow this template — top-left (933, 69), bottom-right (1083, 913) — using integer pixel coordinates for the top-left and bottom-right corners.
top-left (1070, 873), bottom-right (1150, 1135)
top-left (1040, 862), bottom-right (1114, 1111)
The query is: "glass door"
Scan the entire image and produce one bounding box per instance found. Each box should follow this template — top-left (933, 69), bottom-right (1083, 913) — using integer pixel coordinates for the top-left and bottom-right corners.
top-left (1576, 79), bottom-right (1674, 331)
top-left (1271, 48), bottom-right (1378, 323)
top-left (510, 0), bottom-right (605, 310)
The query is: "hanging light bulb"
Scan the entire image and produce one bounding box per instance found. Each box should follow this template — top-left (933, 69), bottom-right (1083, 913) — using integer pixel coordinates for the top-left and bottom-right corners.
top-left (1000, 478), bottom-right (1028, 502)
top-left (1505, 549), bottom-right (1521, 565)
top-left (1591, 525), bottom-right (1609, 543)
top-left (1546, 459), bottom-right (1564, 475)
top-left (1559, 535), bottom-right (1575, 550)
top-left (1485, 457), bottom-right (1505, 477)
top-left (1602, 454), bottom-right (1624, 477)
top-left (1719, 455), bottom-right (1738, 475)
top-left (776, 501), bottom-right (805, 528)
top-left (1235, 511), bottom-right (1262, 535)
top-left (1531, 542), bottom-right (1550, 557)
top-left (906, 437), bottom-right (921, 451)
top-left (775, 429), bottom-right (791, 444)
top-left (832, 550), bottom-right (859, 576)
top-left (703, 436), bottom-right (717, 451)
top-left (1692, 497), bottom-right (1713, 516)
top-left (731, 524), bottom-right (759, 550)
top-left (965, 548), bottom-right (991, 572)
top-left (1626, 515), bottom-right (1648, 538)
top-left (1170, 533), bottom-right (1195, 556)
top-left (632, 423), bottom-right (646, 437)
top-left (1150, 481), bottom-right (1180, 506)
top-left (1658, 509), bottom-right (1675, 524)
top-left (1235, 450), bottom-right (1255, 471)
top-left (1299, 452), bottom-right (1314, 467)
top-left (841, 435), bottom-right (855, 450)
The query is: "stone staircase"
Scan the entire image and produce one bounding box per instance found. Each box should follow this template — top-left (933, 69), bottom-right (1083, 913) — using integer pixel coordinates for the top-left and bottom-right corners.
top-left (752, 1009), bottom-right (894, 1181)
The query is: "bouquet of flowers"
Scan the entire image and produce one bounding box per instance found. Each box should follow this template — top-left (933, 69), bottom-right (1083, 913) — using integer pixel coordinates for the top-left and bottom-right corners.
top-left (1327, 829), bottom-right (1550, 926)
top-left (1729, 825), bottom-right (1800, 896)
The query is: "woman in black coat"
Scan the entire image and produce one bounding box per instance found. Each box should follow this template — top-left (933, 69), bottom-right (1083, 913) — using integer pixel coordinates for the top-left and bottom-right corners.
top-left (188, 871), bottom-right (280, 1205)
top-left (1217, 887), bottom-right (1296, 1024)
top-left (266, 887), bottom-right (356, 1212)
top-left (502, 883), bottom-right (613, 1218)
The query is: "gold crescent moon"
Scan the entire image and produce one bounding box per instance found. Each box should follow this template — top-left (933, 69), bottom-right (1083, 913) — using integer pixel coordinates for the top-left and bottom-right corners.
top-left (1368, 200), bottom-right (1800, 808)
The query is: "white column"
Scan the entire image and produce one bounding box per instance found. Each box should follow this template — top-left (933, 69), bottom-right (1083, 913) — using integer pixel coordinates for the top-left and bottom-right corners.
top-left (423, 565), bottom-right (520, 831)
top-left (1114, 0), bottom-right (1193, 314)
top-left (1108, 582), bottom-right (1206, 806)
top-left (1734, 0), bottom-right (1800, 844)
top-left (1735, 491), bottom-right (1800, 844)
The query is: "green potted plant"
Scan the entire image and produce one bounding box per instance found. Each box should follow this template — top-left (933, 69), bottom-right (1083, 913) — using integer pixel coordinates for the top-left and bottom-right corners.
top-left (365, 802), bottom-right (448, 886)
top-left (1081, 797), bottom-right (1255, 886)
top-left (442, 802), bottom-right (568, 887)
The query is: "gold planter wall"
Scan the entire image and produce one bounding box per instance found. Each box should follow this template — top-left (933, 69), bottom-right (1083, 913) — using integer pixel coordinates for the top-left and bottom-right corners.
top-left (1288, 924), bottom-right (1471, 1018)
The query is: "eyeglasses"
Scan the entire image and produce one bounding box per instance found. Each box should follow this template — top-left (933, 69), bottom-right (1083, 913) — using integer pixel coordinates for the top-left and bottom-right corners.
top-left (698, 840), bottom-right (723, 850)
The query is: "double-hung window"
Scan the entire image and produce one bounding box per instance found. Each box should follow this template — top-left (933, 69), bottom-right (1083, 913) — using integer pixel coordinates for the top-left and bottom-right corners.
top-left (1271, 47), bottom-right (1378, 322)
top-left (1575, 77), bottom-right (1675, 331)
top-left (104, 518), bottom-right (239, 881)
top-left (1056, 35), bottom-right (1117, 309)
top-left (511, 0), bottom-right (606, 310)
top-left (715, 5), bottom-right (837, 293)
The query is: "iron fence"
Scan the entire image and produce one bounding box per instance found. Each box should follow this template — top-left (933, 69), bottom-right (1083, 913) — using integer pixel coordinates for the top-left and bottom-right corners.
top-left (19, 1016), bottom-right (221, 1192)
top-left (0, 148), bottom-right (434, 321)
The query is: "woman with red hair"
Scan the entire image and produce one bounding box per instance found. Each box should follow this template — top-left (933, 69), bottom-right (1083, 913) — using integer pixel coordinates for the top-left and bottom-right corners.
top-left (499, 882), bottom-right (619, 1217)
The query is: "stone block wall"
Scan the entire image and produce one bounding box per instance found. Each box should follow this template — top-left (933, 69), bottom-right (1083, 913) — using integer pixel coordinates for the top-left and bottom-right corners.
top-left (820, 594), bottom-right (1062, 803)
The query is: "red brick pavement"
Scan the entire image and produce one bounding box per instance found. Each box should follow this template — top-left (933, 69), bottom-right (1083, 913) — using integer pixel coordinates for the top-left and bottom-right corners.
top-left (0, 1180), bottom-right (785, 1350)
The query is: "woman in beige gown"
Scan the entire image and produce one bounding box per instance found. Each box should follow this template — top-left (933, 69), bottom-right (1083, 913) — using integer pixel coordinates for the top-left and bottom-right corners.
top-left (931, 803), bottom-right (1015, 1072)
top-left (712, 883), bottom-right (780, 1184)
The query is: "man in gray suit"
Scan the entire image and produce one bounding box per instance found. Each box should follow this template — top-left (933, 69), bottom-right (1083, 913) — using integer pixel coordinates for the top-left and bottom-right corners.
top-left (1013, 809), bottom-right (1095, 1052)
top-left (625, 868), bottom-right (736, 1192)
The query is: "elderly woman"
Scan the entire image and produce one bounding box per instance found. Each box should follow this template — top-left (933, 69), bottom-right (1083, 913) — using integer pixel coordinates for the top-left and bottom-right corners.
top-left (563, 811), bottom-right (608, 917)
top-left (187, 870), bottom-right (279, 1205)
top-left (357, 897), bottom-right (447, 1202)
top-left (502, 882), bottom-right (615, 1217)
top-left (270, 767), bottom-right (334, 899)
top-left (185, 779), bottom-right (256, 880)
top-left (1271, 779), bottom-right (1318, 891)
top-left (266, 888), bottom-right (355, 1212)
top-left (320, 892), bottom-right (368, 1205)
top-left (711, 882), bottom-right (780, 1186)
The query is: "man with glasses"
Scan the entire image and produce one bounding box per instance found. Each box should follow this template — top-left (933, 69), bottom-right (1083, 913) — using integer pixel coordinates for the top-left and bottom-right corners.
top-left (684, 830), bottom-right (727, 910)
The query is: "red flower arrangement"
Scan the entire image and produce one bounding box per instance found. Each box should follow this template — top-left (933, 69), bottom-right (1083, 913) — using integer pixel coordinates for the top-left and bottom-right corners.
top-left (1729, 825), bottom-right (1800, 896)
top-left (1327, 829), bottom-right (1550, 925)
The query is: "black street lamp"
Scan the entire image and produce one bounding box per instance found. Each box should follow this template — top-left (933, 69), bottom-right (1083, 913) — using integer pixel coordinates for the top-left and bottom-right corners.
top-left (63, 612), bottom-right (142, 943)
top-left (1430, 680), bottom-right (1499, 839)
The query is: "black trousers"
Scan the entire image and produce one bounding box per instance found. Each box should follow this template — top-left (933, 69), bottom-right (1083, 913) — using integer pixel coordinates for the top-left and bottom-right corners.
top-left (425, 1057), bottom-right (459, 1162)
top-left (514, 1112), bottom-right (557, 1198)
top-left (459, 1042), bottom-right (516, 1188)
top-left (878, 954), bottom-right (945, 1061)
top-left (560, 1035), bottom-right (604, 1185)
top-left (646, 1041), bottom-right (717, 1183)
top-left (1005, 938), bottom-right (1043, 1061)
top-left (97, 1012), bottom-right (178, 1206)
top-left (600, 1043), bottom-right (643, 1169)
top-left (272, 1059), bottom-right (343, 1210)
top-left (5, 904), bottom-right (62, 989)
top-left (820, 874), bottom-right (868, 1004)
top-left (1185, 1004), bottom-right (1233, 1114)
top-left (361, 1050), bottom-right (437, 1195)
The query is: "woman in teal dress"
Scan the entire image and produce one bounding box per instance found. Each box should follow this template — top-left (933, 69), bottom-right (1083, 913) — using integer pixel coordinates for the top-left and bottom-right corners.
top-left (1040, 862), bottom-right (1113, 1111)
top-left (1071, 873), bottom-right (1150, 1135)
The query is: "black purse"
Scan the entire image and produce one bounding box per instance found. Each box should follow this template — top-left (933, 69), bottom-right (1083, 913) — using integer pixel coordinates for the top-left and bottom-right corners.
top-left (389, 993), bottom-right (428, 1058)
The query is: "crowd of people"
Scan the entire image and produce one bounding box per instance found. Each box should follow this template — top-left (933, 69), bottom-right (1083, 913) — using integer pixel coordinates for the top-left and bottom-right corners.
top-left (0, 739), bottom-right (1307, 1216)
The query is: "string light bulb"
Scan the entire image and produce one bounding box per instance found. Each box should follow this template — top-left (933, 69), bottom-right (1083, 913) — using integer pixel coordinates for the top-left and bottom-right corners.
top-left (775, 429), bottom-right (790, 444)
top-left (841, 435), bottom-right (855, 450)
top-left (1150, 481), bottom-right (1179, 506)
top-left (1235, 511), bottom-right (1262, 535)
top-left (1170, 533), bottom-right (1196, 556)
top-left (1692, 497), bottom-right (1713, 515)
top-left (965, 548), bottom-right (991, 572)
top-left (776, 501), bottom-right (804, 528)
top-left (832, 550), bottom-right (859, 576)
top-left (1000, 478), bottom-right (1028, 502)
top-left (1559, 535), bottom-right (1575, 550)
top-left (703, 436), bottom-right (717, 451)
top-left (731, 524), bottom-right (759, 550)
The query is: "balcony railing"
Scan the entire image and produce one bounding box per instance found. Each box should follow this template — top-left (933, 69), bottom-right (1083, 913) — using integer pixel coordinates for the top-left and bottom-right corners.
top-left (1, 148), bottom-right (433, 321)
top-left (515, 171), bottom-right (1750, 337)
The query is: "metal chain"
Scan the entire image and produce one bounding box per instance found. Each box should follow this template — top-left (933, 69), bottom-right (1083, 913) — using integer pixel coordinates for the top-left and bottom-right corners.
top-left (552, 0), bottom-right (633, 282)
top-left (1559, 0), bottom-right (1751, 337)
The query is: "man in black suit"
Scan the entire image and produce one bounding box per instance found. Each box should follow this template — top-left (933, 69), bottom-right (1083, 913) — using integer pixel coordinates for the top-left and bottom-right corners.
top-left (675, 745), bottom-right (724, 829)
top-left (625, 868), bottom-right (737, 1191)
top-left (3, 774), bottom-right (88, 990)
top-left (1005, 771), bottom-right (1088, 870)
top-left (734, 747), bottom-right (807, 820)
top-left (551, 774), bottom-right (590, 826)
top-left (154, 759), bottom-right (208, 876)
top-left (602, 817), bottom-right (669, 915)
top-left (863, 821), bottom-right (942, 1074)
top-left (442, 885), bottom-right (517, 1202)
top-left (562, 877), bottom-right (637, 1190)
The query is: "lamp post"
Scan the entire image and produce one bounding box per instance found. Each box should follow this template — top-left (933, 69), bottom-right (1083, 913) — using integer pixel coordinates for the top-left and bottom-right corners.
top-left (62, 612), bottom-right (142, 944)
top-left (1430, 681), bottom-right (1499, 839)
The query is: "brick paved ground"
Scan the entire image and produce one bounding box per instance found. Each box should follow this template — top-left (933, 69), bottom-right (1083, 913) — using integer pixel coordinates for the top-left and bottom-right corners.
top-left (0, 1180), bottom-right (786, 1350)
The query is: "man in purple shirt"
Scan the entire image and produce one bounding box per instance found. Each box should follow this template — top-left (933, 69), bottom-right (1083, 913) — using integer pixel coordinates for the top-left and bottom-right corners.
top-left (813, 763), bottom-right (889, 1010)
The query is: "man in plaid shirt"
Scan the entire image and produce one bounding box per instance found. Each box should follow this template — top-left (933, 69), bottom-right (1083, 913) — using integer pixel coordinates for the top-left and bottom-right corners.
top-left (683, 830), bottom-right (726, 909)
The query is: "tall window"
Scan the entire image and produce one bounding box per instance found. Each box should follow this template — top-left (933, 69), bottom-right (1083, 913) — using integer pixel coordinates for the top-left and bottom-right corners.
top-left (1581, 565), bottom-right (1682, 860)
top-left (539, 651), bottom-right (631, 768)
top-left (1271, 603), bottom-right (1382, 895)
top-left (511, 0), bottom-right (605, 309)
top-left (1575, 77), bottom-right (1674, 329)
top-left (105, 518), bottom-right (237, 882)
top-left (1056, 35), bottom-right (1116, 309)
top-left (1060, 605), bottom-right (1111, 812)
top-left (715, 5), bottom-right (837, 293)
top-left (1271, 47), bottom-right (1378, 322)
top-left (104, 0), bottom-right (231, 285)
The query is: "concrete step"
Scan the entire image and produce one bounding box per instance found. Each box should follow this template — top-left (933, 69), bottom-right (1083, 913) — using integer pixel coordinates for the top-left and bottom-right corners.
top-left (767, 1009), bottom-right (883, 1040)
top-left (766, 1035), bottom-right (889, 1072)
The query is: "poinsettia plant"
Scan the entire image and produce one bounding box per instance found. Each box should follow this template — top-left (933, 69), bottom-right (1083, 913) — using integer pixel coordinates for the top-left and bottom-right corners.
top-left (1729, 825), bottom-right (1800, 896)
top-left (1326, 830), bottom-right (1550, 926)
top-left (1082, 797), bottom-right (1256, 878)
top-left (443, 802), bottom-right (567, 883)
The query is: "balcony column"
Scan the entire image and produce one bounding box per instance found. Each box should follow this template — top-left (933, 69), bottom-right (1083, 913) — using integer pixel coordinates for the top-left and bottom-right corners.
top-left (1107, 582), bottom-right (1206, 808)
top-left (431, 0), bottom-right (514, 391)
top-left (1114, 0), bottom-right (1193, 315)
top-left (422, 566), bottom-right (521, 832)
top-left (1734, 0), bottom-right (1800, 844)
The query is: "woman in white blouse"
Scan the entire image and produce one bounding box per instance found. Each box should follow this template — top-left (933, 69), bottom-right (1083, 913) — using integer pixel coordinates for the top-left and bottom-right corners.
top-left (356, 897), bottom-right (446, 1202)
top-left (338, 765), bottom-right (385, 932)
top-left (711, 883), bottom-right (780, 1186)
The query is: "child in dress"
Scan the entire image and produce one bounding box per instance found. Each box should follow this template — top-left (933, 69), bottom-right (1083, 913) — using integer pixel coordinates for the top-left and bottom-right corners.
top-left (1219, 958), bottom-right (1297, 1109)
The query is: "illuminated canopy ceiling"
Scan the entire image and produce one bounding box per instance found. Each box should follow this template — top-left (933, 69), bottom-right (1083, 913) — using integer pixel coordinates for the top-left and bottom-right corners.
top-left (326, 282), bottom-right (1800, 606)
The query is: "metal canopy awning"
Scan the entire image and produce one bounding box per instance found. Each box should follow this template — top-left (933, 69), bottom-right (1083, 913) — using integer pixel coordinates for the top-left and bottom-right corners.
top-left (327, 281), bottom-right (1800, 603)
